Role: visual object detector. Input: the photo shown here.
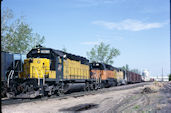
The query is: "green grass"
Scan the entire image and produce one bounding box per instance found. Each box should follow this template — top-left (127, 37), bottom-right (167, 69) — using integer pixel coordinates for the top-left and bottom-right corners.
top-left (133, 105), bottom-right (140, 110)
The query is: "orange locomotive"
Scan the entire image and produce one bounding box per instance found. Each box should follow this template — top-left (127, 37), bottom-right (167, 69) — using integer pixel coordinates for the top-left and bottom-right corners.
top-left (89, 62), bottom-right (117, 88)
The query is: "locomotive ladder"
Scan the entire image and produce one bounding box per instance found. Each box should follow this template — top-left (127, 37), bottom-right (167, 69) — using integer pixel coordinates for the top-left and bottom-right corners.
top-left (95, 72), bottom-right (101, 89)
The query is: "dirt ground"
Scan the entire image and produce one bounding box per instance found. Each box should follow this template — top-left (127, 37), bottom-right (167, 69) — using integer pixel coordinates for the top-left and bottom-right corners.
top-left (2, 82), bottom-right (171, 113)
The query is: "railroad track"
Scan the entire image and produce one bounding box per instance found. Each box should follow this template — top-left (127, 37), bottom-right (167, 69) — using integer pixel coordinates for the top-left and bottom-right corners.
top-left (2, 82), bottom-right (152, 106)
top-left (163, 81), bottom-right (171, 90)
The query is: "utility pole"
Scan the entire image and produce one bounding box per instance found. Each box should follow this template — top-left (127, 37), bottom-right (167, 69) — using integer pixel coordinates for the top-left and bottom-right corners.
top-left (170, 0), bottom-right (171, 74)
top-left (162, 67), bottom-right (163, 82)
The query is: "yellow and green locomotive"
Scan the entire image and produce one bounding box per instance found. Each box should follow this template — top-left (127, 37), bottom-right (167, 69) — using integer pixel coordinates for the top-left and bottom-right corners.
top-left (7, 46), bottom-right (97, 98)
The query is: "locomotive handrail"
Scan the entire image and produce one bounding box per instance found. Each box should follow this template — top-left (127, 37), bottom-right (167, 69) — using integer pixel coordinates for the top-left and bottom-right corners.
top-left (34, 67), bottom-right (40, 86)
top-left (7, 60), bottom-right (22, 88)
top-left (33, 66), bottom-right (46, 86)
top-left (7, 70), bottom-right (14, 87)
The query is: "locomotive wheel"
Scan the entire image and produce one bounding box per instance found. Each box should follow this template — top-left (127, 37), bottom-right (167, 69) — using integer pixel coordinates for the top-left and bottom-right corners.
top-left (84, 82), bottom-right (90, 91)
top-left (56, 83), bottom-right (65, 96)
top-left (94, 83), bottom-right (100, 90)
top-left (1, 82), bottom-right (7, 97)
top-left (100, 83), bottom-right (105, 89)
top-left (57, 89), bottom-right (64, 96)
top-left (113, 81), bottom-right (117, 86)
top-left (90, 83), bottom-right (95, 90)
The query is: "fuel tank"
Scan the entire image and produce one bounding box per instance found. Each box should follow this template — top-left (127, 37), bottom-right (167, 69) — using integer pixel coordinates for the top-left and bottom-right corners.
top-left (64, 83), bottom-right (85, 93)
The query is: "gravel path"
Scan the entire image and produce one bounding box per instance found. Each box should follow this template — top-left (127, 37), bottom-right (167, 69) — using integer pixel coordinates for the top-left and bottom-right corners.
top-left (2, 82), bottom-right (171, 113)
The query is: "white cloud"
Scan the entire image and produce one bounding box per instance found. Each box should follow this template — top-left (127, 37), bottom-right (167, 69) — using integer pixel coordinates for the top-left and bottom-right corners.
top-left (81, 34), bottom-right (124, 45)
top-left (92, 19), bottom-right (165, 31)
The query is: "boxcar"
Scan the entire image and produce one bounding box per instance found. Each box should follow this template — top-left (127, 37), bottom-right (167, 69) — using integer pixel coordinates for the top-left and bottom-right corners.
top-left (126, 71), bottom-right (142, 83)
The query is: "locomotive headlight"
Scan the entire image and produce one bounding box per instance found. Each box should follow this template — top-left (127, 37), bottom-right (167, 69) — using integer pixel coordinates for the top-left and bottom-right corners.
top-left (96, 63), bottom-right (99, 66)
top-left (38, 49), bottom-right (40, 53)
top-left (63, 54), bottom-right (66, 58)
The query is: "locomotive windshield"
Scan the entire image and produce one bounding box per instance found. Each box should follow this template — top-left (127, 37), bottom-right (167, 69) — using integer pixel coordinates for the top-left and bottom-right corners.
top-left (90, 63), bottom-right (105, 70)
top-left (105, 64), bottom-right (114, 71)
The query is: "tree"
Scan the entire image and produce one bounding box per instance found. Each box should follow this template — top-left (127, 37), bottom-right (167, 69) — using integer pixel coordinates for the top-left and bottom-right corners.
top-left (122, 64), bottom-right (141, 74)
top-left (122, 64), bottom-right (129, 71)
top-left (62, 47), bottom-right (67, 52)
top-left (1, 8), bottom-right (45, 54)
top-left (87, 42), bottom-right (120, 65)
top-left (1, 8), bottom-right (13, 51)
top-left (169, 74), bottom-right (171, 81)
top-left (130, 69), bottom-right (141, 74)
top-left (31, 33), bottom-right (45, 49)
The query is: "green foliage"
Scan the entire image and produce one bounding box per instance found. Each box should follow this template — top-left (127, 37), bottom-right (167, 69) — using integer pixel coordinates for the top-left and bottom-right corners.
top-left (31, 33), bottom-right (45, 49)
top-left (1, 8), bottom-right (45, 54)
top-left (169, 74), bottom-right (171, 81)
top-left (87, 42), bottom-right (120, 65)
top-left (122, 64), bottom-right (129, 71)
top-left (131, 69), bottom-right (141, 74)
top-left (62, 47), bottom-right (67, 52)
top-left (122, 64), bottom-right (141, 74)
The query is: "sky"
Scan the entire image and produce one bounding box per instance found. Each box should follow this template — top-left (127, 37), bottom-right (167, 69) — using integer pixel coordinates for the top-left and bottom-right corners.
top-left (2, 0), bottom-right (170, 77)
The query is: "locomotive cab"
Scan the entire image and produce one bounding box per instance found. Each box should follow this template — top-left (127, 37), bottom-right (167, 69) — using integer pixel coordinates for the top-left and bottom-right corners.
top-left (90, 62), bottom-right (117, 88)
top-left (90, 62), bottom-right (104, 79)
top-left (19, 47), bottom-right (63, 80)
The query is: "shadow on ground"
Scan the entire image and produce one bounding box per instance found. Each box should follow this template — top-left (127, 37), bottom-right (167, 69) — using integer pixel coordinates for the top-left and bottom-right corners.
top-left (59, 103), bottom-right (99, 112)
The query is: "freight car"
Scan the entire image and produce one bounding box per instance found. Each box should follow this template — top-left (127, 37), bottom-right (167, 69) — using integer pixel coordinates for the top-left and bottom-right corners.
top-left (126, 71), bottom-right (142, 83)
top-left (1, 51), bottom-right (23, 97)
top-left (7, 46), bottom-right (99, 98)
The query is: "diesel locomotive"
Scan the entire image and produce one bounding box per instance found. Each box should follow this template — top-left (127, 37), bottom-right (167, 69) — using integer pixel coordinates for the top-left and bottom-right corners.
top-left (6, 46), bottom-right (100, 98)
top-left (1, 46), bottom-right (142, 98)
